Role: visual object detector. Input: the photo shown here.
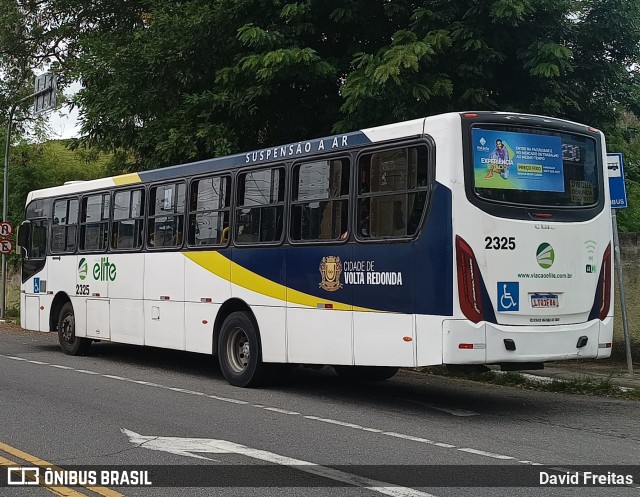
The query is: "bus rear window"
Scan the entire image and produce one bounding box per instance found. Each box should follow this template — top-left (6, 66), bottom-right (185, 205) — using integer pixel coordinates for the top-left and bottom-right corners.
top-left (470, 126), bottom-right (599, 207)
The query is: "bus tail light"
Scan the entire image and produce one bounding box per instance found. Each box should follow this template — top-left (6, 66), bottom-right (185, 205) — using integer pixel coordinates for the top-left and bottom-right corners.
top-left (589, 242), bottom-right (611, 321)
top-left (456, 236), bottom-right (483, 323)
top-left (598, 243), bottom-right (612, 320)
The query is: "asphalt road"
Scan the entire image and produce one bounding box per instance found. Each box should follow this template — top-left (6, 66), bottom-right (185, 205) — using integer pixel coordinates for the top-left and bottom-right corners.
top-left (0, 324), bottom-right (638, 497)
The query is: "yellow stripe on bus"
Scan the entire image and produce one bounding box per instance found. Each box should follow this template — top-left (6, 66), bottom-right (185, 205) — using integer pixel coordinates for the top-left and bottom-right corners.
top-left (112, 173), bottom-right (142, 186)
top-left (184, 251), bottom-right (375, 312)
top-left (0, 441), bottom-right (127, 497)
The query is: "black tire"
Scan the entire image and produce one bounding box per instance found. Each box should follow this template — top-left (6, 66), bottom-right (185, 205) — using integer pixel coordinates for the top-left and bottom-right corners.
top-left (218, 311), bottom-right (270, 387)
top-left (57, 302), bottom-right (91, 356)
top-left (333, 365), bottom-right (399, 382)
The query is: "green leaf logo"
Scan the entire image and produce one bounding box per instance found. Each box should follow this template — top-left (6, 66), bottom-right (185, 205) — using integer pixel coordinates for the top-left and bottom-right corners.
top-left (78, 258), bottom-right (88, 280)
top-left (536, 243), bottom-right (555, 269)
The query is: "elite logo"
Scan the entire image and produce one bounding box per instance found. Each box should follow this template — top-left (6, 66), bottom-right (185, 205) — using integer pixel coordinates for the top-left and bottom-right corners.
top-left (78, 258), bottom-right (88, 281)
top-left (78, 257), bottom-right (117, 281)
top-left (536, 243), bottom-right (555, 269)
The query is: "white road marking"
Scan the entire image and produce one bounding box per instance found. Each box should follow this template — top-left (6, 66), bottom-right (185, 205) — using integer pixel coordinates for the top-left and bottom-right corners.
top-left (169, 388), bottom-right (204, 395)
top-left (457, 448), bottom-right (514, 460)
top-left (305, 416), bottom-right (384, 433)
top-left (263, 407), bottom-right (300, 415)
top-left (304, 416), bottom-right (382, 432)
top-left (1, 353), bottom-right (544, 466)
top-left (208, 395), bottom-right (248, 405)
top-left (122, 429), bottom-right (437, 497)
top-left (382, 432), bottom-right (456, 449)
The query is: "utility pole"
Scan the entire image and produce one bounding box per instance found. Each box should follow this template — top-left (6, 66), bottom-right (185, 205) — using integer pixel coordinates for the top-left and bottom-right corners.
top-left (607, 152), bottom-right (633, 375)
top-left (1, 73), bottom-right (56, 320)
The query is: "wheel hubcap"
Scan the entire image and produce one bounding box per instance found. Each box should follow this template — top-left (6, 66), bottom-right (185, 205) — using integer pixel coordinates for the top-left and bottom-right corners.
top-left (226, 327), bottom-right (249, 373)
top-left (60, 314), bottom-right (74, 343)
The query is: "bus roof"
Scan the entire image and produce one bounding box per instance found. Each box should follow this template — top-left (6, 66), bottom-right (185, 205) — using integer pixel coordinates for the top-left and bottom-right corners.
top-left (26, 111), bottom-right (594, 204)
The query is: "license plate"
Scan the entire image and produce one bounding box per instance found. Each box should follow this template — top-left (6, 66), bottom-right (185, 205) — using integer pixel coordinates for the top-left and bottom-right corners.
top-left (530, 293), bottom-right (559, 308)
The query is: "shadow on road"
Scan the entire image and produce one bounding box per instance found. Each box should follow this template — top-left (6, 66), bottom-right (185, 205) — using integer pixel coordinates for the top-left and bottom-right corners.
top-left (27, 340), bottom-right (554, 418)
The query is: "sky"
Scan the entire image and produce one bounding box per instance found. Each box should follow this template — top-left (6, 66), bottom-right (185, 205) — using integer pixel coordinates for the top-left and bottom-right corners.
top-left (48, 104), bottom-right (80, 139)
top-left (47, 81), bottom-right (81, 139)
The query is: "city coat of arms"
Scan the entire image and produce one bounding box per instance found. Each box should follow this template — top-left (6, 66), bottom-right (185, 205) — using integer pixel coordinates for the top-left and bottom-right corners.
top-left (319, 256), bottom-right (343, 291)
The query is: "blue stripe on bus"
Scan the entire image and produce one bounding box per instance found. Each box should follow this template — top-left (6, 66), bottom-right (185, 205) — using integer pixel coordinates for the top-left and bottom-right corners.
top-left (227, 183), bottom-right (453, 315)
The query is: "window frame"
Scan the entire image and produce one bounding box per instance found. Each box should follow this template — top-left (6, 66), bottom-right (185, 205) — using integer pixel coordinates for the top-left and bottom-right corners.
top-left (146, 180), bottom-right (187, 251)
top-left (78, 191), bottom-right (112, 253)
top-left (288, 155), bottom-right (351, 245)
top-left (50, 196), bottom-right (79, 254)
top-left (354, 139), bottom-right (434, 243)
top-left (234, 164), bottom-right (287, 247)
top-left (111, 187), bottom-right (146, 252)
top-left (461, 116), bottom-right (606, 222)
top-left (28, 217), bottom-right (49, 260)
top-left (187, 173), bottom-right (232, 249)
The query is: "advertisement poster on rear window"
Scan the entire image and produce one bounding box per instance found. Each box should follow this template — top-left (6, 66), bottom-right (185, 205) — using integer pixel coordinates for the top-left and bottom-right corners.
top-left (472, 128), bottom-right (564, 192)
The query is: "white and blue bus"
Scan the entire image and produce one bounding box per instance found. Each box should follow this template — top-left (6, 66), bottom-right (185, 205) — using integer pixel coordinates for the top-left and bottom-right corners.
top-left (18, 112), bottom-right (613, 386)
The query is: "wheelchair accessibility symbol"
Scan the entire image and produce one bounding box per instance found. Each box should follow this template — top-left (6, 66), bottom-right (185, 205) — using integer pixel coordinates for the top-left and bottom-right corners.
top-left (497, 282), bottom-right (519, 312)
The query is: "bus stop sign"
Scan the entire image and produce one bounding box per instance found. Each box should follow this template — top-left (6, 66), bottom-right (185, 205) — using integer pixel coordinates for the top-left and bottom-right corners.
top-left (607, 153), bottom-right (627, 209)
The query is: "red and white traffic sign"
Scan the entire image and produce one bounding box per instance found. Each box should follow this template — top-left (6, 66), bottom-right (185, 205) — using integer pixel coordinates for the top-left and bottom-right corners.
top-left (0, 239), bottom-right (12, 254)
top-left (0, 221), bottom-right (13, 237)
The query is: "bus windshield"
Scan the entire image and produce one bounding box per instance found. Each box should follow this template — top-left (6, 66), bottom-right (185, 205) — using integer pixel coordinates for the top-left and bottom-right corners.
top-left (470, 125), bottom-right (599, 208)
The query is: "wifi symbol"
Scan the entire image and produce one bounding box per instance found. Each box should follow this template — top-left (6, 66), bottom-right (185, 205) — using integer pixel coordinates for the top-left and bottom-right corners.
top-left (585, 240), bottom-right (596, 262)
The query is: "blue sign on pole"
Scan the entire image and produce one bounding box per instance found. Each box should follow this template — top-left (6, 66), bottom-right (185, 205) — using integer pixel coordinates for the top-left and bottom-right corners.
top-left (607, 153), bottom-right (628, 209)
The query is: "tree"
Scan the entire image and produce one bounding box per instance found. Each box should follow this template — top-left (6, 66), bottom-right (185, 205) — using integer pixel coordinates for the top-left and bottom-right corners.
top-left (1, 139), bottom-right (108, 270)
top-left (68, 0), bottom-right (399, 170)
top-left (607, 112), bottom-right (640, 231)
top-left (8, 140), bottom-right (109, 225)
top-left (337, 0), bottom-right (640, 132)
top-left (3, 1), bottom-right (640, 173)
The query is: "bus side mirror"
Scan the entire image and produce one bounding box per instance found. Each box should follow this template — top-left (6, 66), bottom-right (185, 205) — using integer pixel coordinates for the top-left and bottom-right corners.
top-left (17, 220), bottom-right (30, 258)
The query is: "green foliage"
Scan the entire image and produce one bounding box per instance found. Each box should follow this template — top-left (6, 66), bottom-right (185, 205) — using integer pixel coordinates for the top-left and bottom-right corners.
top-left (6, 140), bottom-right (108, 228)
top-left (423, 366), bottom-right (640, 400)
top-left (606, 112), bottom-right (640, 231)
top-left (1, 0), bottom-right (640, 177)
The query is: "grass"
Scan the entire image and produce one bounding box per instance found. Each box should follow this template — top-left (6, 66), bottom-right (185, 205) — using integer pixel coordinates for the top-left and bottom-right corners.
top-left (1, 272), bottom-right (21, 322)
top-left (419, 366), bottom-right (640, 400)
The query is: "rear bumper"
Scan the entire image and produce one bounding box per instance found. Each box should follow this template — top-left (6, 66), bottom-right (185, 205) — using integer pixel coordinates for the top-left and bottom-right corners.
top-left (442, 317), bottom-right (613, 364)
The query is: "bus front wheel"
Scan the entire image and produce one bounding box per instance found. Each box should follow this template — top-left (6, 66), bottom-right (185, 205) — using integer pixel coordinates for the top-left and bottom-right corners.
top-left (57, 303), bottom-right (91, 356)
top-left (218, 311), bottom-right (270, 387)
top-left (333, 366), bottom-right (399, 382)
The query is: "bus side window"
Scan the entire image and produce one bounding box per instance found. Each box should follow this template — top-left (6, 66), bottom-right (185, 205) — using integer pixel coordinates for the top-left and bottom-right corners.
top-left (148, 182), bottom-right (185, 248)
top-left (290, 158), bottom-right (350, 242)
top-left (51, 198), bottom-right (78, 253)
top-left (30, 220), bottom-right (47, 259)
top-left (188, 175), bottom-right (231, 247)
top-left (357, 145), bottom-right (429, 239)
top-left (236, 167), bottom-right (285, 244)
top-left (80, 193), bottom-right (110, 251)
top-left (112, 189), bottom-right (145, 250)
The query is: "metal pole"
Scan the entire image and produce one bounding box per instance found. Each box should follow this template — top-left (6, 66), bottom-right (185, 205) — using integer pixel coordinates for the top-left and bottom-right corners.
top-left (611, 209), bottom-right (634, 375)
top-left (1, 87), bottom-right (55, 320)
top-left (1, 104), bottom-right (16, 320)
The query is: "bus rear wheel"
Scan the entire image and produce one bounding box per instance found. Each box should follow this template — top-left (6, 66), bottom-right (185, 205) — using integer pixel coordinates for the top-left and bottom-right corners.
top-left (218, 311), bottom-right (270, 387)
top-left (333, 366), bottom-right (399, 382)
top-left (57, 302), bottom-right (91, 356)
